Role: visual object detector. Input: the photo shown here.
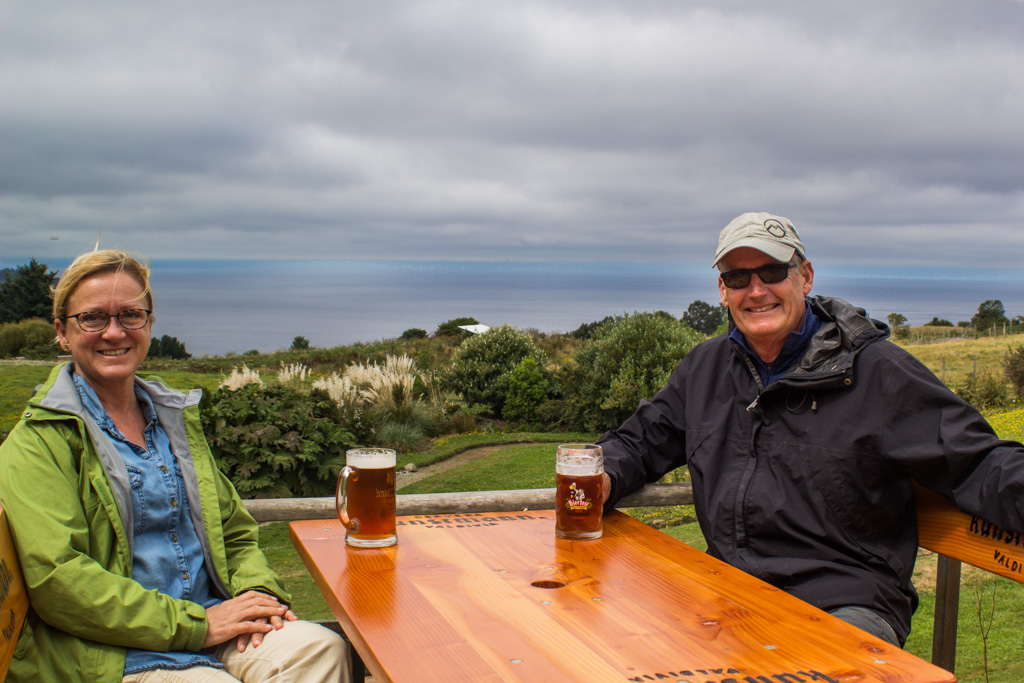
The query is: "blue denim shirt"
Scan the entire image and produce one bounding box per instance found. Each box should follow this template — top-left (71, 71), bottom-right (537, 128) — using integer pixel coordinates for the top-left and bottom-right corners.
top-left (729, 300), bottom-right (823, 387)
top-left (72, 373), bottom-right (223, 674)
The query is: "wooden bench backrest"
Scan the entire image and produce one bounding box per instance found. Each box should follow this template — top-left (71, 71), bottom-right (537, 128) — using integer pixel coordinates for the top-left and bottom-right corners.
top-left (914, 484), bottom-right (1024, 584)
top-left (0, 506), bottom-right (29, 680)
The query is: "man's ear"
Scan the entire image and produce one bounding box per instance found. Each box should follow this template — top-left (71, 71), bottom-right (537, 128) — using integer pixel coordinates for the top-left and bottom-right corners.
top-left (799, 260), bottom-right (814, 295)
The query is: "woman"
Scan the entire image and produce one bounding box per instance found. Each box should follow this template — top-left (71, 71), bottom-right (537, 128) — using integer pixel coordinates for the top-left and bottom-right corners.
top-left (0, 250), bottom-right (348, 682)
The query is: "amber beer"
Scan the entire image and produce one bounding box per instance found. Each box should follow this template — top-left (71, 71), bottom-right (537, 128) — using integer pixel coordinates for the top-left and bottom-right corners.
top-left (336, 448), bottom-right (397, 548)
top-left (555, 444), bottom-right (604, 540)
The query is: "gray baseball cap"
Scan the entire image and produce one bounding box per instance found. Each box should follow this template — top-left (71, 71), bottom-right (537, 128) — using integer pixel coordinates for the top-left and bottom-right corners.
top-left (712, 212), bottom-right (806, 268)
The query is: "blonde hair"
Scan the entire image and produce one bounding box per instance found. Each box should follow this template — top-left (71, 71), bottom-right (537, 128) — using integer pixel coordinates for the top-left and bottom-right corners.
top-left (53, 250), bottom-right (153, 321)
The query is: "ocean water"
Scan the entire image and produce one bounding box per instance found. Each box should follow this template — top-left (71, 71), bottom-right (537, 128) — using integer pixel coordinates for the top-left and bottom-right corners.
top-left (4, 258), bottom-right (1023, 357)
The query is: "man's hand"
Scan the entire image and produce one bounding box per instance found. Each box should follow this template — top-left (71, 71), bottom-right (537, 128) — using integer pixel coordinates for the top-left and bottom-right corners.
top-left (601, 472), bottom-right (611, 506)
top-left (202, 590), bottom-right (296, 650)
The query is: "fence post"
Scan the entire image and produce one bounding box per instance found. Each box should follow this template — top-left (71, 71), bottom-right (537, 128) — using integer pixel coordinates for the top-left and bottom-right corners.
top-left (932, 555), bottom-right (962, 673)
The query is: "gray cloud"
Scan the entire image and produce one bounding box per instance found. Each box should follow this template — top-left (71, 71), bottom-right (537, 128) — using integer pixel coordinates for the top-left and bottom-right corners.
top-left (2, 0), bottom-right (1023, 265)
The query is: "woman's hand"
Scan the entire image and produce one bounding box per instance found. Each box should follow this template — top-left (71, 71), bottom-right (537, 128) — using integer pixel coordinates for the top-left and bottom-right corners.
top-left (202, 591), bottom-right (296, 650)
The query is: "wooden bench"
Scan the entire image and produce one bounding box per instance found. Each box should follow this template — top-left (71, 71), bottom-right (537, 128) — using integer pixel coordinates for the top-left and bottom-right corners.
top-left (0, 506), bottom-right (29, 681)
top-left (913, 483), bottom-right (1024, 672)
top-left (248, 483), bottom-right (1024, 678)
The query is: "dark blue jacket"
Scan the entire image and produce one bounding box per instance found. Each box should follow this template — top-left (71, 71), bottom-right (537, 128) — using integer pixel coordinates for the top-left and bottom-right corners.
top-left (599, 295), bottom-right (1024, 644)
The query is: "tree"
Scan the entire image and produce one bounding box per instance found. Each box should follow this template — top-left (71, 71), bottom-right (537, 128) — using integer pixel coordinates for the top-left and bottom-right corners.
top-left (0, 259), bottom-right (59, 324)
top-left (149, 334), bottom-right (191, 359)
top-left (682, 300), bottom-right (726, 336)
top-left (290, 335), bottom-right (311, 350)
top-left (887, 312), bottom-right (909, 340)
top-left (971, 300), bottom-right (1008, 332)
top-left (923, 317), bottom-right (953, 327)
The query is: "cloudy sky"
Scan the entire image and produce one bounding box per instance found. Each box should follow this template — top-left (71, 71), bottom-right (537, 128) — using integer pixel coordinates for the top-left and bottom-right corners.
top-left (3, 0), bottom-right (1023, 267)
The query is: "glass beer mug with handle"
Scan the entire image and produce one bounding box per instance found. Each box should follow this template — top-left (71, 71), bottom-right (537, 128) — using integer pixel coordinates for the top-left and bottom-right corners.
top-left (336, 448), bottom-right (398, 548)
top-left (555, 444), bottom-right (604, 540)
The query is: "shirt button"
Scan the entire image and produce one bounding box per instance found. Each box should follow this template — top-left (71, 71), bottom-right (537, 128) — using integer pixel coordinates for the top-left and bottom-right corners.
top-left (160, 466), bottom-right (168, 473)
top-left (171, 499), bottom-right (178, 507)
top-left (183, 572), bottom-right (189, 579)
top-left (172, 535), bottom-right (178, 542)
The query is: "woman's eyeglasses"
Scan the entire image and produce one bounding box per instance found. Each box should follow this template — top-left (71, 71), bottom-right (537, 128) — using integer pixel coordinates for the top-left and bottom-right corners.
top-left (719, 263), bottom-right (796, 290)
top-left (62, 309), bottom-right (152, 332)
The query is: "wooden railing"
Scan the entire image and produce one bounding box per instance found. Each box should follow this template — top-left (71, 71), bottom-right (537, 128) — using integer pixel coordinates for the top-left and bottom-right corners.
top-left (245, 482), bottom-right (1024, 677)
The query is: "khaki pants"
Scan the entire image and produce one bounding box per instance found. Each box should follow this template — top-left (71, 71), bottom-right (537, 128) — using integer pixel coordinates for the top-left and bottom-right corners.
top-left (123, 620), bottom-right (351, 683)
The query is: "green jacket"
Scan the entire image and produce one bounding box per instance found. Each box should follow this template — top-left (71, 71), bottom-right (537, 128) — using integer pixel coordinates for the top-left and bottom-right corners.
top-left (0, 363), bottom-right (289, 682)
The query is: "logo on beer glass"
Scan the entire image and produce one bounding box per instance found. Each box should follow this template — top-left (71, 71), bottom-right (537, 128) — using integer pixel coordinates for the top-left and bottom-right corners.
top-left (555, 444), bottom-right (603, 540)
top-left (336, 448), bottom-right (398, 548)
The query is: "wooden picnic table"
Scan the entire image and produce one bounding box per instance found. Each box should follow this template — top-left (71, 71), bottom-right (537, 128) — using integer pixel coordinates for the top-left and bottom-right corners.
top-left (290, 509), bottom-right (955, 683)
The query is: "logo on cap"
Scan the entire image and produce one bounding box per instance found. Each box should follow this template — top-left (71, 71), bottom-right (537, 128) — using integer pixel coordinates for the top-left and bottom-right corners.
top-left (764, 219), bottom-right (787, 238)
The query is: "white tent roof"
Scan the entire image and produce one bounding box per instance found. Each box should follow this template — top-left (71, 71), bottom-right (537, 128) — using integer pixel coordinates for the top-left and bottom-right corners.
top-left (458, 324), bottom-right (491, 335)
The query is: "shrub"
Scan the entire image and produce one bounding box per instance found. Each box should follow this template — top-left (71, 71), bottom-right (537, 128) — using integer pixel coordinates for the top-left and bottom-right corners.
top-left (560, 312), bottom-right (702, 431)
top-left (953, 371), bottom-right (1010, 411)
top-left (220, 365), bottom-right (264, 390)
top-left (0, 317), bottom-right (55, 358)
top-left (400, 328), bottom-right (428, 340)
top-left (290, 335), bottom-right (311, 351)
top-left (344, 355), bottom-right (418, 424)
top-left (315, 354), bottom-right (443, 441)
top-left (375, 422), bottom-right (427, 452)
top-left (503, 357), bottom-right (550, 423)
top-left (444, 325), bottom-right (546, 417)
top-left (311, 372), bottom-right (374, 444)
top-left (570, 316), bottom-right (613, 340)
top-left (1006, 345), bottom-right (1024, 398)
top-left (434, 317), bottom-right (479, 338)
top-left (201, 383), bottom-right (355, 498)
top-left (277, 362), bottom-right (310, 387)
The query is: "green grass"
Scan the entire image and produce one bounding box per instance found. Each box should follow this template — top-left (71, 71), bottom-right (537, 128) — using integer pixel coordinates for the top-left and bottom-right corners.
top-left (400, 443), bottom-right (561, 493)
top-left (139, 367), bottom-right (226, 397)
top-left (398, 431), bottom-right (596, 470)
top-left (0, 362), bottom-right (55, 432)
top-left (258, 521), bottom-right (335, 621)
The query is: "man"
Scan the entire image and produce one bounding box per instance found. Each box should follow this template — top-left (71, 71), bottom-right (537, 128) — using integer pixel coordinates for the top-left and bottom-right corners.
top-left (597, 211), bottom-right (1024, 647)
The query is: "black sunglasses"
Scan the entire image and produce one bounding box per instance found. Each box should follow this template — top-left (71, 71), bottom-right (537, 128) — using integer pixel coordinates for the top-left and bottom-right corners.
top-left (719, 262), bottom-right (797, 290)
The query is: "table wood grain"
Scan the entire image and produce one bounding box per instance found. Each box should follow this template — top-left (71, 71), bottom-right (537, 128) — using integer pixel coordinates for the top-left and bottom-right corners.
top-left (290, 510), bottom-right (955, 683)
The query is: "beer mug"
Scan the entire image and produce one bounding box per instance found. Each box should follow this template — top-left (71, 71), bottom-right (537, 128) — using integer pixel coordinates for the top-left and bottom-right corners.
top-left (336, 448), bottom-right (398, 548)
top-left (555, 444), bottom-right (604, 540)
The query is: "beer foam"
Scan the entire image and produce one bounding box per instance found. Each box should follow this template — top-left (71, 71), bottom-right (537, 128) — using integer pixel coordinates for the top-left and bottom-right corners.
top-left (346, 449), bottom-right (396, 468)
top-left (556, 463), bottom-right (603, 476)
